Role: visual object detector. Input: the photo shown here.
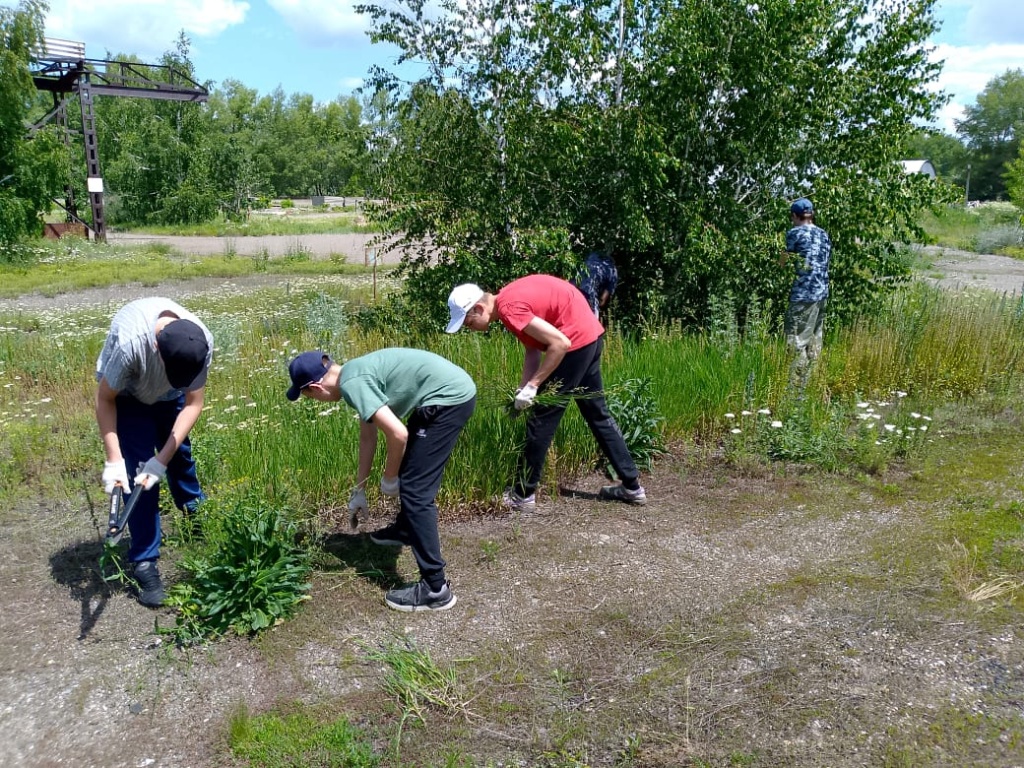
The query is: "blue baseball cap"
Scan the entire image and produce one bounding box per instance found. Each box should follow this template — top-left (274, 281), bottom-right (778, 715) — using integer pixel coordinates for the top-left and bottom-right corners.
top-left (790, 198), bottom-right (814, 216)
top-left (286, 351), bottom-right (332, 401)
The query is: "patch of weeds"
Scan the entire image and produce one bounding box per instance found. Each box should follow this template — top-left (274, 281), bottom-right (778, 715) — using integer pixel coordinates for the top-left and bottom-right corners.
top-left (880, 704), bottom-right (1021, 767)
top-left (361, 635), bottom-right (471, 731)
top-left (939, 499), bottom-right (1024, 607)
top-left (722, 393), bottom-right (935, 474)
top-left (227, 702), bottom-right (381, 767)
top-left (306, 291), bottom-right (349, 351)
top-left (605, 377), bottom-right (667, 472)
top-left (161, 495), bottom-right (312, 644)
top-left (251, 247), bottom-right (270, 272)
top-left (98, 539), bottom-right (130, 586)
top-left (478, 539), bottom-right (500, 565)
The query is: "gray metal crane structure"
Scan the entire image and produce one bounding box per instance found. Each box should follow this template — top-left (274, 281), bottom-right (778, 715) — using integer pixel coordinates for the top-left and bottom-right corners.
top-left (29, 38), bottom-right (208, 241)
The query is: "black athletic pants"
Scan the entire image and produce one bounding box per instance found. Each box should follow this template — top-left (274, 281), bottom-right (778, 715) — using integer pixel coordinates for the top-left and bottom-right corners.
top-left (396, 396), bottom-right (476, 590)
top-left (513, 336), bottom-right (638, 497)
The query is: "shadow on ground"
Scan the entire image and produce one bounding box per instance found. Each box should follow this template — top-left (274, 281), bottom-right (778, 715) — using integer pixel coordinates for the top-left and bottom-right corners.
top-left (321, 532), bottom-right (404, 590)
top-left (49, 539), bottom-right (130, 641)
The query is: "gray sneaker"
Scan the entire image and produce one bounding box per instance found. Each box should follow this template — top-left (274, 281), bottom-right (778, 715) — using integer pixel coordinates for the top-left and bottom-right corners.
top-left (599, 483), bottom-right (647, 505)
top-left (501, 488), bottom-right (536, 512)
top-left (385, 580), bottom-right (457, 612)
top-left (132, 560), bottom-right (165, 607)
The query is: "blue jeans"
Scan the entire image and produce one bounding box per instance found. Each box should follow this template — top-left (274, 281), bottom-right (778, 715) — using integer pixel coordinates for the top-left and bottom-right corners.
top-left (116, 393), bottom-right (206, 563)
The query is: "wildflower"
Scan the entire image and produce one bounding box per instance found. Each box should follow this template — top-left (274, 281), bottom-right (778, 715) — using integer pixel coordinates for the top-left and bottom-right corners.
top-left (895, 391), bottom-right (907, 398)
top-left (856, 402), bottom-right (869, 409)
top-left (910, 412), bottom-right (921, 419)
top-left (758, 408), bottom-right (771, 415)
top-left (731, 428), bottom-right (742, 434)
top-left (770, 420), bottom-right (783, 428)
top-left (922, 415), bottom-right (932, 422)
top-left (319, 406), bottom-right (340, 417)
top-left (884, 424), bottom-right (895, 432)
top-left (741, 410), bottom-right (752, 416)
top-left (920, 425), bottom-right (928, 432)
top-left (725, 413), bottom-right (735, 419)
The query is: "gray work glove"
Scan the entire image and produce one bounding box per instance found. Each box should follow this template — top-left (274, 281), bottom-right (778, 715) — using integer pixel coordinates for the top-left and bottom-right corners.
top-left (348, 487), bottom-right (369, 530)
top-left (380, 475), bottom-right (401, 498)
top-left (134, 457), bottom-right (167, 491)
top-left (102, 460), bottom-right (130, 494)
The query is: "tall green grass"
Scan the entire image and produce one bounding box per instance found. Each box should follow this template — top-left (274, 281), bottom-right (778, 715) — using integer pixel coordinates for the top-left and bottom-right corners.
top-left (917, 202), bottom-right (1022, 253)
top-left (5, 281), bottom-right (1024, 514)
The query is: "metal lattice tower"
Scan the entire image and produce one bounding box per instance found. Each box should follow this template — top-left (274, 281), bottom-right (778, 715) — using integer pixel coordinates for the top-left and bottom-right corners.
top-left (29, 37), bottom-right (209, 241)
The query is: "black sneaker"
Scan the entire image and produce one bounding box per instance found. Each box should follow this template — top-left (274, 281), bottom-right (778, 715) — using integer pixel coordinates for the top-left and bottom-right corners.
top-left (369, 524), bottom-right (411, 547)
top-left (132, 560), bottom-right (165, 607)
top-left (384, 580), bottom-right (457, 612)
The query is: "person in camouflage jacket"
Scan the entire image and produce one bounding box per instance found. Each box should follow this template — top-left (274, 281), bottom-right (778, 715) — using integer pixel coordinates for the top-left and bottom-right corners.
top-left (781, 198), bottom-right (832, 383)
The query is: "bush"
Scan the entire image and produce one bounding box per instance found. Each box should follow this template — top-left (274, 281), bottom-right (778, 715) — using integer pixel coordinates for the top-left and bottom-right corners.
top-left (163, 496), bottom-right (312, 643)
top-left (605, 377), bottom-right (667, 472)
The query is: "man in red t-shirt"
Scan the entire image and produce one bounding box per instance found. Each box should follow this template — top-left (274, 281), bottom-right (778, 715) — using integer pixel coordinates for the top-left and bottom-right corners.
top-left (446, 274), bottom-right (646, 511)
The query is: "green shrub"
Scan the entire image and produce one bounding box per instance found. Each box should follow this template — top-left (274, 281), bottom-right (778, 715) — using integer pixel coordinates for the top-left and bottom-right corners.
top-left (605, 377), bottom-right (667, 472)
top-left (163, 496), bottom-right (312, 643)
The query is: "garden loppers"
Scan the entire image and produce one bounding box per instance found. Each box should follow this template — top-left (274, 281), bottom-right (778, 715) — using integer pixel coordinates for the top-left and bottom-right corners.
top-left (105, 485), bottom-right (144, 545)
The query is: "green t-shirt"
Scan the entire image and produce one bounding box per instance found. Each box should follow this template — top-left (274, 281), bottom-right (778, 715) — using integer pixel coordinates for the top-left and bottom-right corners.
top-left (339, 348), bottom-right (476, 422)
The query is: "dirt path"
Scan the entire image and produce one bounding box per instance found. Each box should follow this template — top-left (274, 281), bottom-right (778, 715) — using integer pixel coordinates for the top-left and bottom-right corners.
top-left (919, 245), bottom-right (1024, 294)
top-left (108, 232), bottom-right (395, 263)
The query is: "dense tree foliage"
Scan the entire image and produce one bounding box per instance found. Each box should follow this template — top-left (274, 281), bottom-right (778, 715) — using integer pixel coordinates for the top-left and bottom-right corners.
top-left (86, 37), bottom-right (371, 225)
top-left (0, 0), bottom-right (68, 248)
top-left (359, 0), bottom-right (958, 331)
top-left (956, 68), bottom-right (1024, 202)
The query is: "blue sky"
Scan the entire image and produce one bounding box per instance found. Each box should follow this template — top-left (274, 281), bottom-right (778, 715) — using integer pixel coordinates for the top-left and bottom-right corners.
top-left (8, 0), bottom-right (1024, 134)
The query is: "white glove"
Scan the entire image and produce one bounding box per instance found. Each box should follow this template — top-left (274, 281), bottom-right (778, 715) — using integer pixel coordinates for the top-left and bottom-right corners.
top-left (102, 460), bottom-right (130, 494)
top-left (380, 475), bottom-right (401, 498)
top-left (514, 383), bottom-right (538, 411)
top-left (134, 457), bottom-right (167, 491)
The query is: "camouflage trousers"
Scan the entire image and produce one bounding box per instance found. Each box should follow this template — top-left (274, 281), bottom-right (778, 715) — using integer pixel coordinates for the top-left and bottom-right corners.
top-left (785, 298), bottom-right (827, 385)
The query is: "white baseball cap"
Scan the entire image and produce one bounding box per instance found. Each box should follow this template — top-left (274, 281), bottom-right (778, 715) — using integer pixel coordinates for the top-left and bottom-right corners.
top-left (446, 283), bottom-right (485, 333)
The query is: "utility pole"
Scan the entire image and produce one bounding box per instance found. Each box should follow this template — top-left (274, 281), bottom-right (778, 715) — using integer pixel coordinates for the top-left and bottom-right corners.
top-left (964, 163), bottom-right (972, 207)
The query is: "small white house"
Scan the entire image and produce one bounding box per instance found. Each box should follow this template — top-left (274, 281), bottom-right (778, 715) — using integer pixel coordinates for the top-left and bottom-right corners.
top-left (899, 159), bottom-right (937, 179)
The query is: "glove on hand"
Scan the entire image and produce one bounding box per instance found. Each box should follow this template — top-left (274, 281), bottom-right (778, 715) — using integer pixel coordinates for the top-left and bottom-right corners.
top-left (134, 457), bottom-right (167, 491)
top-left (380, 475), bottom-right (401, 498)
top-left (348, 487), bottom-right (369, 531)
top-left (514, 383), bottom-right (538, 411)
top-left (102, 460), bottom-right (130, 494)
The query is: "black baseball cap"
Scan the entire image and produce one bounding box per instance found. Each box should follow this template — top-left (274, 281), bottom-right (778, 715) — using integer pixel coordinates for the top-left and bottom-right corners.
top-left (157, 319), bottom-right (209, 389)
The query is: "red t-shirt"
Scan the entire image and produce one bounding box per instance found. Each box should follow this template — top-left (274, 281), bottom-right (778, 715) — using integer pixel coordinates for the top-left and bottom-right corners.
top-left (495, 274), bottom-right (604, 351)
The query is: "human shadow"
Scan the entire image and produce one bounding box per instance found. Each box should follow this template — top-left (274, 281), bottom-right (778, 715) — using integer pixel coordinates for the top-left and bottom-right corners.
top-left (558, 486), bottom-right (600, 501)
top-left (49, 539), bottom-right (127, 641)
top-left (321, 532), bottom-right (405, 590)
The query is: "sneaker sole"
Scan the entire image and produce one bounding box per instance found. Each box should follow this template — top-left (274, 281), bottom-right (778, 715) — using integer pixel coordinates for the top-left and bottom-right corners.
top-left (599, 491), bottom-right (648, 505)
top-left (385, 594), bottom-right (458, 612)
top-left (370, 535), bottom-right (406, 547)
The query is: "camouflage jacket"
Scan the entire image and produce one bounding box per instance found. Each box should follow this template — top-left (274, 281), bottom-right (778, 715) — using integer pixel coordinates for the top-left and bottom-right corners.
top-left (786, 223), bottom-right (832, 303)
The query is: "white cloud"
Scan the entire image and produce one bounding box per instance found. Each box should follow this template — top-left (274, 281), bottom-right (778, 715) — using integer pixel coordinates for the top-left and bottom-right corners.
top-left (927, 42), bottom-right (1024, 133)
top-left (267, 0), bottom-right (367, 46)
top-left (44, 0), bottom-right (249, 58)
top-left (964, 0), bottom-right (1024, 45)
